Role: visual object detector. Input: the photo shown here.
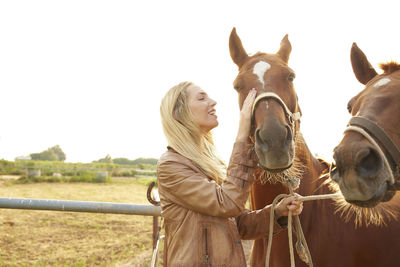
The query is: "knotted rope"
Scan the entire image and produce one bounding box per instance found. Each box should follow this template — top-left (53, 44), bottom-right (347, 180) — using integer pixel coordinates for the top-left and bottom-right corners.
top-left (265, 181), bottom-right (341, 267)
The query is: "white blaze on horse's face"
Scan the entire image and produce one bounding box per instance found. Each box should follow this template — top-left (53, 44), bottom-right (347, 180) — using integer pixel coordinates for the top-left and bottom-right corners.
top-left (374, 77), bottom-right (391, 88)
top-left (253, 61), bottom-right (271, 89)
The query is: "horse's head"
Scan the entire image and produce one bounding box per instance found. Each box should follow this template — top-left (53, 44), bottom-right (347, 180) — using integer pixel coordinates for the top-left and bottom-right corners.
top-left (229, 28), bottom-right (302, 181)
top-left (331, 43), bottom-right (400, 207)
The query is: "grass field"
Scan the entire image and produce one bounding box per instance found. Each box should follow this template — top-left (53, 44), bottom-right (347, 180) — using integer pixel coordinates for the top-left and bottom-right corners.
top-left (0, 176), bottom-right (159, 267)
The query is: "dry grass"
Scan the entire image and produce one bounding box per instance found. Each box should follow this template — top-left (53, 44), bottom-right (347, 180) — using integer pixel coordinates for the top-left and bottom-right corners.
top-left (0, 177), bottom-right (157, 267)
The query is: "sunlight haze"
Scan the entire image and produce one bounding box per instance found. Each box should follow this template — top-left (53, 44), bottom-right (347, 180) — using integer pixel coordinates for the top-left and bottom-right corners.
top-left (1, 0), bottom-right (399, 163)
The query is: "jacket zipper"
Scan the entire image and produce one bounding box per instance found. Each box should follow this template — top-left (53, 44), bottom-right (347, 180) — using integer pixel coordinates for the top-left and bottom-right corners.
top-left (204, 227), bottom-right (209, 264)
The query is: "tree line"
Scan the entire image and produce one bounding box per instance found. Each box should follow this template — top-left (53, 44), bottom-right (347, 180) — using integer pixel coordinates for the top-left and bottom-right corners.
top-left (18, 145), bottom-right (158, 165)
top-left (93, 155), bottom-right (158, 165)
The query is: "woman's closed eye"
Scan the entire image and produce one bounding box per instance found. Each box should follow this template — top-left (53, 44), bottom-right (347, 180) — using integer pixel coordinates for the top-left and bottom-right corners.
top-left (197, 92), bottom-right (208, 101)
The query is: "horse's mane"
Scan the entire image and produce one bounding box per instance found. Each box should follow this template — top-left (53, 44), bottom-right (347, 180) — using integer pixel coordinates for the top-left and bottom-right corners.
top-left (379, 61), bottom-right (400, 74)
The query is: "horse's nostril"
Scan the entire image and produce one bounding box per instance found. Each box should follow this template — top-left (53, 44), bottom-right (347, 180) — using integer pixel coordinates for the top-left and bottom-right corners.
top-left (357, 147), bottom-right (381, 178)
top-left (255, 128), bottom-right (261, 142)
top-left (284, 125), bottom-right (293, 146)
top-left (255, 129), bottom-right (269, 151)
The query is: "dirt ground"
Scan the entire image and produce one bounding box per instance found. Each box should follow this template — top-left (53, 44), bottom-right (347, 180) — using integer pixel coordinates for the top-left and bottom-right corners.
top-left (0, 177), bottom-right (254, 266)
top-left (0, 178), bottom-right (155, 266)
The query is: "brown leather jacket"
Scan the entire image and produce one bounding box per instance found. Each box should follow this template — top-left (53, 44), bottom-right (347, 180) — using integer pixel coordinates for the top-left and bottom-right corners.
top-left (157, 142), bottom-right (283, 267)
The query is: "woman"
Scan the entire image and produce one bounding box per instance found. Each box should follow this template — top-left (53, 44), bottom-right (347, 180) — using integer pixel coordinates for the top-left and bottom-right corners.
top-left (158, 81), bottom-right (303, 266)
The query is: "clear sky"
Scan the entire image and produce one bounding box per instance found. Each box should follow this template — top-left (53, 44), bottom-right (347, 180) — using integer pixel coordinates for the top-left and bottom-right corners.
top-left (1, 0), bottom-right (399, 163)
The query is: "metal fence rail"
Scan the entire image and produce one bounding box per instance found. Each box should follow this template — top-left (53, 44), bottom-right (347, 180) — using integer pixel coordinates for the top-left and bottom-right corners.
top-left (0, 197), bottom-right (161, 216)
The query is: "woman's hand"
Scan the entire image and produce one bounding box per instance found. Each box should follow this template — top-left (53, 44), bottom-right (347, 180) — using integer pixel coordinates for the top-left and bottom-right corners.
top-left (274, 194), bottom-right (303, 218)
top-left (236, 88), bottom-right (257, 142)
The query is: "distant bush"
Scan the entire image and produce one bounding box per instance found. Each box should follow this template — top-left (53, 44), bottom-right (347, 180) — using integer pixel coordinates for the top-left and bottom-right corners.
top-left (30, 145), bottom-right (66, 162)
top-left (136, 163), bottom-right (157, 170)
top-left (0, 160), bottom-right (24, 175)
top-left (113, 158), bottom-right (135, 165)
top-left (1, 158), bottom-right (155, 181)
top-left (111, 169), bottom-right (137, 177)
top-left (10, 169), bottom-right (25, 175)
top-left (16, 176), bottom-right (67, 184)
top-left (93, 154), bottom-right (113, 164)
top-left (95, 156), bottom-right (158, 166)
top-left (135, 171), bottom-right (156, 177)
top-left (123, 170), bottom-right (137, 177)
top-left (132, 158), bottom-right (158, 165)
top-left (14, 172), bottom-right (111, 184)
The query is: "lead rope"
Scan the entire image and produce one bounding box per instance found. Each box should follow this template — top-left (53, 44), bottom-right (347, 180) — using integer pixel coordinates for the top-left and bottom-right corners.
top-left (265, 183), bottom-right (341, 267)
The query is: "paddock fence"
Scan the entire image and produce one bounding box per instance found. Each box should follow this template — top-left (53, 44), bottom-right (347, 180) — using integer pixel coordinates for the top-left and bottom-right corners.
top-left (0, 187), bottom-right (163, 260)
top-left (0, 197), bottom-right (161, 216)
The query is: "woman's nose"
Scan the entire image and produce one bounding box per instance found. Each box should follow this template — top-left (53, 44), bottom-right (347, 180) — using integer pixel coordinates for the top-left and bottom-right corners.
top-left (210, 98), bottom-right (217, 106)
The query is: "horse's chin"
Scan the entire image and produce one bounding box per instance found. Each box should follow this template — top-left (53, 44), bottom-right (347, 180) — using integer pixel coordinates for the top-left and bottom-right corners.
top-left (346, 182), bottom-right (396, 208)
top-left (328, 180), bottom-right (399, 227)
top-left (259, 163), bottom-right (293, 173)
top-left (255, 151), bottom-right (294, 173)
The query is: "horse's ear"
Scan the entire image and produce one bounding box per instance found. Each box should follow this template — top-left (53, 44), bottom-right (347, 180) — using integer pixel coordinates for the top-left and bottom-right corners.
top-left (350, 42), bottom-right (378, 85)
top-left (229, 27), bottom-right (248, 68)
top-left (277, 34), bottom-right (292, 63)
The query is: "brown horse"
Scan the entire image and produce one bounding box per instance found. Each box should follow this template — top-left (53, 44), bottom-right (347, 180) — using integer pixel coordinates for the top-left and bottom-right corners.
top-left (229, 28), bottom-right (400, 267)
top-left (330, 43), bottom-right (400, 208)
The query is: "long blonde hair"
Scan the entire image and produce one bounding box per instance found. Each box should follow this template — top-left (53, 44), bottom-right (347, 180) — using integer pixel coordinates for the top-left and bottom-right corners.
top-left (160, 81), bottom-right (226, 184)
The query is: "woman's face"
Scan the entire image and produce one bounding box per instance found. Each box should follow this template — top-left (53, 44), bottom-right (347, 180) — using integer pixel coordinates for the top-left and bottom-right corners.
top-left (186, 84), bottom-right (218, 133)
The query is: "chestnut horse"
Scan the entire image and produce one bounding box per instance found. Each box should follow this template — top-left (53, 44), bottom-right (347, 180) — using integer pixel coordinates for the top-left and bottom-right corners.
top-left (330, 43), bottom-right (400, 208)
top-left (229, 28), bottom-right (400, 267)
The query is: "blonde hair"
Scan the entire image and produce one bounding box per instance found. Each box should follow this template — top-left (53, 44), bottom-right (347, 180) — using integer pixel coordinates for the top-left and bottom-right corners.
top-left (160, 81), bottom-right (226, 184)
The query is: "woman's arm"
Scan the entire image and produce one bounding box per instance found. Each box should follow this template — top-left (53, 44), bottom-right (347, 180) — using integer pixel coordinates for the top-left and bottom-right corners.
top-left (235, 206), bottom-right (283, 240)
top-left (157, 141), bottom-right (257, 218)
top-left (236, 195), bottom-right (303, 240)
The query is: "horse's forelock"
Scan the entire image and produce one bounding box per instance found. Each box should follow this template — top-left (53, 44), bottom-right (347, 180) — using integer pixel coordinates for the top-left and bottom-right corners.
top-left (379, 61), bottom-right (400, 74)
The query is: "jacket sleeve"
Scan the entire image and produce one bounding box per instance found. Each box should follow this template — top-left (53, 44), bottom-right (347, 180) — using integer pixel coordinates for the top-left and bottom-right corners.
top-left (157, 142), bottom-right (257, 218)
top-left (235, 207), bottom-right (285, 240)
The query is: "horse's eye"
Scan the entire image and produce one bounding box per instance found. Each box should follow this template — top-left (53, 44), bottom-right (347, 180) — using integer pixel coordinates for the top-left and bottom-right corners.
top-left (347, 97), bottom-right (356, 113)
top-left (347, 103), bottom-right (352, 113)
top-left (288, 73), bottom-right (296, 82)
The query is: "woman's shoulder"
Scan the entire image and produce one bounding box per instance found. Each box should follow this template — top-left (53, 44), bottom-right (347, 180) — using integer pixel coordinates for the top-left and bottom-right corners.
top-left (158, 147), bottom-right (192, 167)
top-left (157, 148), bottom-right (204, 183)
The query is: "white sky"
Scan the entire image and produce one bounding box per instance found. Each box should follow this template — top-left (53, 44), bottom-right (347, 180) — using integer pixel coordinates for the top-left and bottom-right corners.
top-left (0, 1), bottom-right (399, 163)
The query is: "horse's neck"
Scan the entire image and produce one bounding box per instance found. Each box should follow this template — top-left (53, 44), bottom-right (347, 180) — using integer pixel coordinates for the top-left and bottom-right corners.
top-left (296, 133), bottom-right (331, 196)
